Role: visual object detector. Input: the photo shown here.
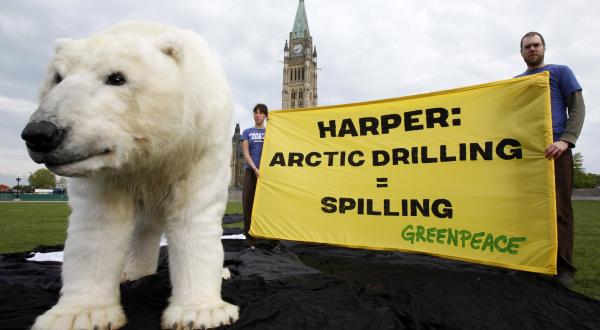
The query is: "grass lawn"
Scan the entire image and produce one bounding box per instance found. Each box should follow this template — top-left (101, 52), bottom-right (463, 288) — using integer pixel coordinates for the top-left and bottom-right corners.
top-left (0, 200), bottom-right (598, 300)
top-left (0, 201), bottom-right (242, 253)
top-left (0, 202), bottom-right (70, 253)
top-left (572, 200), bottom-right (600, 300)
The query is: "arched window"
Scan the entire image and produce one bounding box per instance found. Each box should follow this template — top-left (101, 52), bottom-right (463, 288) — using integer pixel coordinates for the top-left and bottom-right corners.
top-left (302, 68), bottom-right (305, 81)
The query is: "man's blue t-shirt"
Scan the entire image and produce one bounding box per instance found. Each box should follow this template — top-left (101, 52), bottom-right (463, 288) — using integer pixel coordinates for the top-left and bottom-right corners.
top-left (515, 64), bottom-right (582, 141)
top-left (241, 127), bottom-right (266, 169)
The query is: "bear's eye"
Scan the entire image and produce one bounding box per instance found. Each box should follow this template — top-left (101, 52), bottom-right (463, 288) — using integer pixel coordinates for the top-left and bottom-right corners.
top-left (106, 73), bottom-right (127, 86)
top-left (54, 73), bottom-right (63, 85)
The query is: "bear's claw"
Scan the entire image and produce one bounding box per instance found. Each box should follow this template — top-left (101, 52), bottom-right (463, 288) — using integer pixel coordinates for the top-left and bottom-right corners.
top-left (161, 302), bottom-right (239, 330)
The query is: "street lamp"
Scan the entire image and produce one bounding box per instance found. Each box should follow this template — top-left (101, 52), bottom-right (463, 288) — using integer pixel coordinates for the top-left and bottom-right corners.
top-left (16, 175), bottom-right (21, 200)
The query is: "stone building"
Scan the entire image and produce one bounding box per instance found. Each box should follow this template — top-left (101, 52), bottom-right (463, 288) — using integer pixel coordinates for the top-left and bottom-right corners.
top-left (282, 0), bottom-right (318, 109)
top-left (230, 123), bottom-right (244, 188)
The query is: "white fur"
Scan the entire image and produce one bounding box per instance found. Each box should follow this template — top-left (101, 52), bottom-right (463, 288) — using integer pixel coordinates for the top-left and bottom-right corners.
top-left (28, 21), bottom-right (238, 330)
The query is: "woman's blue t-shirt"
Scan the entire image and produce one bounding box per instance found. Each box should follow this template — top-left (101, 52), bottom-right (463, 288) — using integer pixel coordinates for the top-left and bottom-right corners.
top-left (241, 127), bottom-right (266, 169)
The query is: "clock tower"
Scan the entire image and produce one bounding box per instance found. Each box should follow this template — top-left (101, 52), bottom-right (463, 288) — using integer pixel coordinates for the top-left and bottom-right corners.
top-left (282, 0), bottom-right (317, 109)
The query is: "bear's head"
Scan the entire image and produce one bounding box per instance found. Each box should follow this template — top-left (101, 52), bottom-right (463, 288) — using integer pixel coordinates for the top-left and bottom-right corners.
top-left (22, 22), bottom-right (232, 177)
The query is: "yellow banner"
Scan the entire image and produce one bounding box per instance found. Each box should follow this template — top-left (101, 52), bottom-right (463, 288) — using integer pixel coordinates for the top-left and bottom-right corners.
top-left (251, 72), bottom-right (557, 274)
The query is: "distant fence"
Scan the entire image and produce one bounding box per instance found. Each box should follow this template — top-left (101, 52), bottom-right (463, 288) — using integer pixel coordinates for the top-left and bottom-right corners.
top-left (20, 194), bottom-right (68, 201)
top-left (0, 192), bottom-right (13, 201)
top-left (0, 192), bottom-right (68, 201)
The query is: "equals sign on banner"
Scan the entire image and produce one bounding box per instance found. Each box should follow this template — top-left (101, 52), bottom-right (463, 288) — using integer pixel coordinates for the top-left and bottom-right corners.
top-left (376, 177), bottom-right (388, 188)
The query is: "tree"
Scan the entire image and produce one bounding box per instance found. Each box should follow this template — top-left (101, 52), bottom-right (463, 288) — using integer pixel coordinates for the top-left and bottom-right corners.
top-left (12, 185), bottom-right (34, 193)
top-left (573, 152), bottom-right (583, 170)
top-left (590, 174), bottom-right (600, 187)
top-left (56, 176), bottom-right (68, 188)
top-left (573, 152), bottom-right (599, 188)
top-left (29, 168), bottom-right (57, 189)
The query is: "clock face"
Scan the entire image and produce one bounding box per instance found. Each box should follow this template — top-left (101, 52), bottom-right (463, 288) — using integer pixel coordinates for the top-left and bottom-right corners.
top-left (293, 44), bottom-right (304, 55)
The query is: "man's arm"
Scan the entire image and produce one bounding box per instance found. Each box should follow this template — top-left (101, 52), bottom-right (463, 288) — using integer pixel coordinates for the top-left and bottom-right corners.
top-left (560, 90), bottom-right (586, 147)
top-left (545, 91), bottom-right (585, 159)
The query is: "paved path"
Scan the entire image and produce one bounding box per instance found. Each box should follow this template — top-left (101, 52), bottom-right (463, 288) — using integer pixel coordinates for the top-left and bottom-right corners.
top-left (572, 196), bottom-right (600, 201)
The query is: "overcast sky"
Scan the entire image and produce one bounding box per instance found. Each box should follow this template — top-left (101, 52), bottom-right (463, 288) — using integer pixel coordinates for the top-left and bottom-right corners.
top-left (1, 0), bottom-right (599, 186)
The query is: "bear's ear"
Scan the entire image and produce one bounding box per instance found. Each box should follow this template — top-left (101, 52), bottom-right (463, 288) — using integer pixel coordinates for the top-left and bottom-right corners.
top-left (156, 32), bottom-right (184, 63)
top-left (54, 38), bottom-right (74, 54)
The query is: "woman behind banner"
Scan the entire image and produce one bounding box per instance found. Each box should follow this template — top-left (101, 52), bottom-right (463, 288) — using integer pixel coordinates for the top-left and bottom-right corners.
top-left (241, 103), bottom-right (279, 251)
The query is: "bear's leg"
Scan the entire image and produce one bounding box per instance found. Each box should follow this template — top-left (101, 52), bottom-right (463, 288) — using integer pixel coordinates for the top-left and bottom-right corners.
top-left (161, 196), bottom-right (239, 329)
top-left (32, 183), bottom-right (135, 330)
top-left (121, 213), bottom-right (164, 282)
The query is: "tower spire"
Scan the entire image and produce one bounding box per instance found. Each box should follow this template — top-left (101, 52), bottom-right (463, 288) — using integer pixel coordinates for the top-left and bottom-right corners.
top-left (291, 0), bottom-right (310, 40)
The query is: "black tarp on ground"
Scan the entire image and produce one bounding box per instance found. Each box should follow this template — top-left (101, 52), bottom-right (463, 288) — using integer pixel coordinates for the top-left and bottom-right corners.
top-left (1, 228), bottom-right (600, 330)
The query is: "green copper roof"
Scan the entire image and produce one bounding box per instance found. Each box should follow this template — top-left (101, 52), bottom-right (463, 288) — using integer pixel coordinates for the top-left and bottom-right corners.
top-left (291, 0), bottom-right (310, 40)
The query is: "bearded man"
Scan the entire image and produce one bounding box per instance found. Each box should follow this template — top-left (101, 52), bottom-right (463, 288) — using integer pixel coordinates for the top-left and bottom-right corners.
top-left (515, 32), bottom-right (585, 288)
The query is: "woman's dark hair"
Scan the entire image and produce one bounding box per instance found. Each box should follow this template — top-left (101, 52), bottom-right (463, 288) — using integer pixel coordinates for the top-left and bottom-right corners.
top-left (253, 103), bottom-right (268, 117)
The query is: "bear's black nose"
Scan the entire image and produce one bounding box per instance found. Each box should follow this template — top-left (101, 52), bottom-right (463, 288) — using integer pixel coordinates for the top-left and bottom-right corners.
top-left (21, 121), bottom-right (65, 153)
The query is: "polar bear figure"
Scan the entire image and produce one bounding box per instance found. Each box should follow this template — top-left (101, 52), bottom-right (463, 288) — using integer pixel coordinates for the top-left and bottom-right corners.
top-left (21, 21), bottom-right (238, 329)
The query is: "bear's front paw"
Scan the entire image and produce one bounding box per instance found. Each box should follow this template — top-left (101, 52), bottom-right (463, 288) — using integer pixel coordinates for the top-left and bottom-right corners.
top-left (31, 303), bottom-right (126, 330)
top-left (161, 302), bottom-right (239, 330)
